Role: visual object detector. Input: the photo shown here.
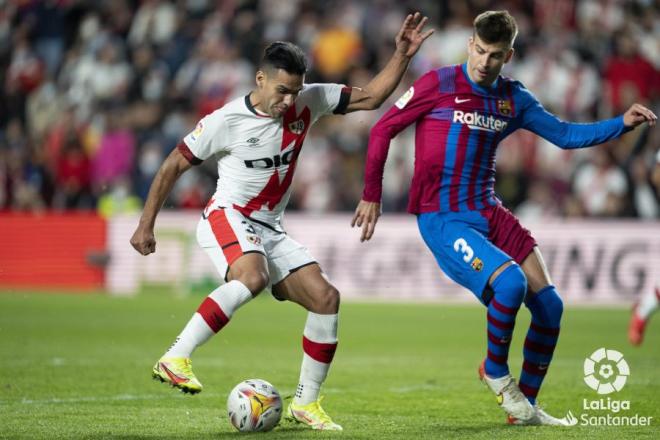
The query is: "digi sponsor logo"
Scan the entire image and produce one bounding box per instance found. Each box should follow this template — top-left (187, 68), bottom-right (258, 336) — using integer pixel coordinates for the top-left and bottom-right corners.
top-left (244, 141), bottom-right (297, 169)
top-left (453, 110), bottom-right (508, 133)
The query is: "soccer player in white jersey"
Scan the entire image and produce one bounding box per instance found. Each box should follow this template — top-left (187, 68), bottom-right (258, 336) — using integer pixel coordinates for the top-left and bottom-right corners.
top-left (130, 12), bottom-right (432, 431)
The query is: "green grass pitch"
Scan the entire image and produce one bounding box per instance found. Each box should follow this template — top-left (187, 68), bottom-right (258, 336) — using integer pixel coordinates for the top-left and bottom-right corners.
top-left (0, 291), bottom-right (658, 439)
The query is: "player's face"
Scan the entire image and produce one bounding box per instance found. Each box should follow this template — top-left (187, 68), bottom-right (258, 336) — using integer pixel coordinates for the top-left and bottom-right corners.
top-left (256, 68), bottom-right (304, 118)
top-left (467, 35), bottom-right (513, 87)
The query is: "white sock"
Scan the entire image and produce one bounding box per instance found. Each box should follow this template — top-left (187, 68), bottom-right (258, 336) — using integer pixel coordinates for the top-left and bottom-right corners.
top-left (637, 286), bottom-right (660, 320)
top-left (164, 280), bottom-right (252, 358)
top-left (294, 312), bottom-right (338, 405)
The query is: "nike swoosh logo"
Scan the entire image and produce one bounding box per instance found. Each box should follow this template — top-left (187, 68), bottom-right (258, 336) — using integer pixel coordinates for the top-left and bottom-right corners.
top-left (160, 363), bottom-right (187, 384)
top-left (455, 97), bottom-right (471, 103)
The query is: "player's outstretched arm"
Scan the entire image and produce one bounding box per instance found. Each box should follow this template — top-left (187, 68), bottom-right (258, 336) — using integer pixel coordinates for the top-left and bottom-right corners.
top-left (130, 147), bottom-right (192, 255)
top-left (344, 12), bottom-right (433, 113)
top-left (623, 103), bottom-right (657, 128)
top-left (351, 200), bottom-right (381, 242)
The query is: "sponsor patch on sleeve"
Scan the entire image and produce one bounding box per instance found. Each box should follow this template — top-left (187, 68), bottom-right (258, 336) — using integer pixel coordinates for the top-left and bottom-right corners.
top-left (190, 121), bottom-right (204, 141)
top-left (395, 86), bottom-right (414, 109)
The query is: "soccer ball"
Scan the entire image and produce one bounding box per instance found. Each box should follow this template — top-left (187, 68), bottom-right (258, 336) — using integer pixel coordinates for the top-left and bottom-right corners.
top-left (226, 379), bottom-right (283, 432)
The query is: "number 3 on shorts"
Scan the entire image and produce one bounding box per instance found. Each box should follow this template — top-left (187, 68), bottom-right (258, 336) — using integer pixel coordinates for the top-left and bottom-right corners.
top-left (453, 238), bottom-right (474, 263)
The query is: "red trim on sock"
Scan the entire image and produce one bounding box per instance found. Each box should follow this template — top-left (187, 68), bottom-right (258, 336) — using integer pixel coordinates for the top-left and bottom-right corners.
top-left (487, 313), bottom-right (515, 331)
top-left (302, 336), bottom-right (337, 363)
top-left (530, 322), bottom-right (560, 336)
top-left (491, 298), bottom-right (519, 315)
top-left (487, 349), bottom-right (507, 364)
top-left (524, 338), bottom-right (555, 355)
top-left (522, 360), bottom-right (549, 376)
top-left (487, 330), bottom-right (511, 345)
top-left (197, 297), bottom-right (229, 333)
top-left (519, 382), bottom-right (539, 398)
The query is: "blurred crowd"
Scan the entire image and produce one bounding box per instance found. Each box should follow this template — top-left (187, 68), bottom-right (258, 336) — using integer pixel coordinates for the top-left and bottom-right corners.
top-left (0, 0), bottom-right (658, 219)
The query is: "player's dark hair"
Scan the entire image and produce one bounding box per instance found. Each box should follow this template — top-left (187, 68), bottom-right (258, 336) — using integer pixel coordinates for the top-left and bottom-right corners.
top-left (473, 10), bottom-right (518, 47)
top-left (260, 41), bottom-right (308, 75)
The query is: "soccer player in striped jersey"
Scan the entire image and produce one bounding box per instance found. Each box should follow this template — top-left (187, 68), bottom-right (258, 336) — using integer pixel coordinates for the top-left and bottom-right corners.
top-left (130, 13), bottom-right (432, 431)
top-left (353, 10), bottom-right (656, 426)
top-left (629, 151), bottom-right (660, 346)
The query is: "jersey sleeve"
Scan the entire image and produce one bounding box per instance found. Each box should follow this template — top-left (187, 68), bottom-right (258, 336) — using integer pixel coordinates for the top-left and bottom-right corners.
top-left (180, 110), bottom-right (229, 164)
top-left (305, 83), bottom-right (352, 119)
top-left (362, 70), bottom-right (440, 202)
top-left (517, 84), bottom-right (633, 149)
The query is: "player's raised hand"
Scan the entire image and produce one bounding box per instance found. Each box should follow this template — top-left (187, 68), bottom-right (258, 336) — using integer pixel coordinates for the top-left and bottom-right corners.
top-left (394, 12), bottom-right (434, 58)
top-left (623, 103), bottom-right (657, 128)
top-left (351, 200), bottom-right (382, 242)
top-left (130, 225), bottom-right (157, 255)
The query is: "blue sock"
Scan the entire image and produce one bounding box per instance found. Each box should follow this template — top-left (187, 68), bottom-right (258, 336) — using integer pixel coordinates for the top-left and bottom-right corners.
top-left (519, 285), bottom-right (563, 404)
top-left (485, 264), bottom-right (527, 378)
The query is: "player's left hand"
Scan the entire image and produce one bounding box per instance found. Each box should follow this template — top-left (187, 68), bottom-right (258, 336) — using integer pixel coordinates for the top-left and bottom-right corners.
top-left (623, 103), bottom-right (657, 128)
top-left (394, 12), bottom-right (434, 58)
top-left (351, 200), bottom-right (382, 242)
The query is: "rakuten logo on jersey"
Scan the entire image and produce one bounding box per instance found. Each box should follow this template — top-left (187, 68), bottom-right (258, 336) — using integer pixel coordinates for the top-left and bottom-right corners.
top-left (453, 110), bottom-right (508, 133)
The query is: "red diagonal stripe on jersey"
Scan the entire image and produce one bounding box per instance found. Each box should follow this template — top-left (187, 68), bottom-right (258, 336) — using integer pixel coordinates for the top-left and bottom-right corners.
top-left (235, 106), bottom-right (311, 217)
top-left (303, 336), bottom-right (337, 364)
top-left (208, 210), bottom-right (243, 265)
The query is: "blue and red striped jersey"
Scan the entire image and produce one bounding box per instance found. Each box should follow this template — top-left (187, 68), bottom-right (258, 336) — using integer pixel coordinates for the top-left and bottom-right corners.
top-left (363, 63), bottom-right (631, 214)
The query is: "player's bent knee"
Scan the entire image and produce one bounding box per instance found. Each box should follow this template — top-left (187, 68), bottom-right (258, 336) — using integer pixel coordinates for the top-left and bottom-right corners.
top-left (234, 270), bottom-right (269, 296)
top-left (311, 285), bottom-right (340, 314)
top-left (491, 263), bottom-right (527, 306)
top-left (539, 286), bottom-right (564, 324)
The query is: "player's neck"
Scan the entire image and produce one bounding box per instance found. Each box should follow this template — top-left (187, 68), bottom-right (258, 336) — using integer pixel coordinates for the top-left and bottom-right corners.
top-left (249, 91), bottom-right (271, 117)
top-left (465, 61), bottom-right (497, 89)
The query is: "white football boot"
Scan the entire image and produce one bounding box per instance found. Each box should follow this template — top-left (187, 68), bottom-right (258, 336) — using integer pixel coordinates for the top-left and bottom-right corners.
top-left (508, 406), bottom-right (578, 426)
top-left (478, 360), bottom-right (536, 423)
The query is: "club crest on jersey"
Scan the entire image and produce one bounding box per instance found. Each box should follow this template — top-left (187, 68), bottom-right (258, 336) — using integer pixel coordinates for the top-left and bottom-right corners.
top-left (288, 119), bottom-right (305, 135)
top-left (246, 235), bottom-right (261, 245)
top-left (471, 257), bottom-right (484, 272)
top-left (497, 99), bottom-right (512, 116)
top-left (190, 121), bottom-right (204, 141)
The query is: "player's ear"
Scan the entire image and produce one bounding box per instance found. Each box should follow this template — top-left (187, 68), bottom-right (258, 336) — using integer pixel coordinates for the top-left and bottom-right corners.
top-left (504, 47), bottom-right (514, 63)
top-left (256, 70), bottom-right (266, 89)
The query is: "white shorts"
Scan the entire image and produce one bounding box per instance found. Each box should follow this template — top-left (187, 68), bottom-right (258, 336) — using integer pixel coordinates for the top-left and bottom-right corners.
top-left (196, 207), bottom-right (316, 288)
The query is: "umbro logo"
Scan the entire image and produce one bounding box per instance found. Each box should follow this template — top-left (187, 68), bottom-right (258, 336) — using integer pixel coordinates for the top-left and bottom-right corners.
top-left (247, 137), bottom-right (260, 144)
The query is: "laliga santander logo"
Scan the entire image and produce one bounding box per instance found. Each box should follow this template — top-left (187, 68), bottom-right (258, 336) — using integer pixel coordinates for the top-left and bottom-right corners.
top-left (583, 348), bottom-right (630, 395)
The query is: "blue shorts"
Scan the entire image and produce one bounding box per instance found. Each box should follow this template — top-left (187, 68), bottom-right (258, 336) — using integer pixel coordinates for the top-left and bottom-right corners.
top-left (417, 206), bottom-right (536, 303)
